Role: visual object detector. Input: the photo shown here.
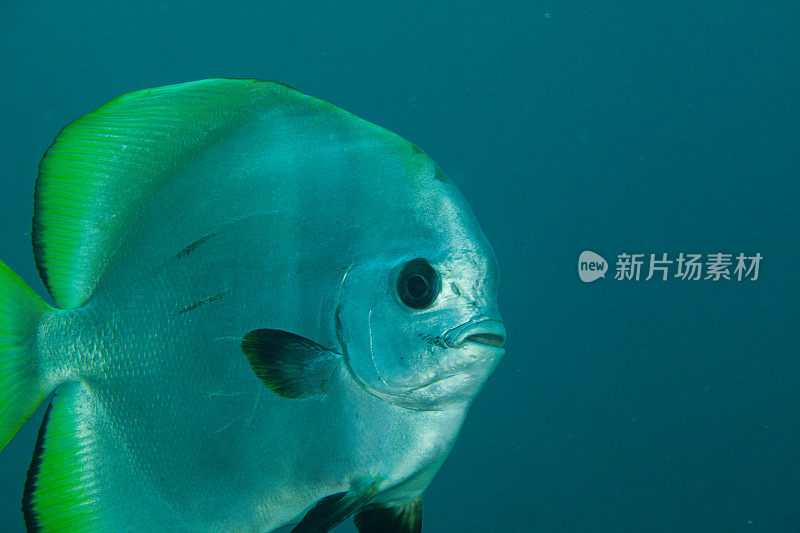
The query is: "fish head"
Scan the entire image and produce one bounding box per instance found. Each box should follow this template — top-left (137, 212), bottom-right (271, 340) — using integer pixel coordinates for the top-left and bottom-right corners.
top-left (335, 159), bottom-right (505, 411)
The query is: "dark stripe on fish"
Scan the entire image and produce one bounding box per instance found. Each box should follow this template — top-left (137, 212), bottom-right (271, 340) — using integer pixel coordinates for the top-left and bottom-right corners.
top-left (176, 233), bottom-right (217, 259)
top-left (178, 291), bottom-right (227, 314)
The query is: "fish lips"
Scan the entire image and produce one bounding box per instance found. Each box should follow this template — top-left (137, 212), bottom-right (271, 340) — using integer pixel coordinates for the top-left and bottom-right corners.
top-left (443, 318), bottom-right (506, 353)
top-left (434, 317), bottom-right (506, 384)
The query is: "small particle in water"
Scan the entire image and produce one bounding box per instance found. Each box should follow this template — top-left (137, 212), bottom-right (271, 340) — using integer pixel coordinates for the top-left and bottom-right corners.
top-left (544, 12), bottom-right (552, 19)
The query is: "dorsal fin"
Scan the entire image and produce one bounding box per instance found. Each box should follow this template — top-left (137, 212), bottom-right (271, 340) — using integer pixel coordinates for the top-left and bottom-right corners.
top-left (32, 79), bottom-right (315, 308)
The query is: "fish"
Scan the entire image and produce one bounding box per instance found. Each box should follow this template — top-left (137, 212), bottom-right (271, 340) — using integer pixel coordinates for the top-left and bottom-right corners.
top-left (0, 79), bottom-right (506, 532)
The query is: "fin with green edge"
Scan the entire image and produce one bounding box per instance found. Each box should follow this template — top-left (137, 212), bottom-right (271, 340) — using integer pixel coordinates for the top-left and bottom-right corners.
top-left (22, 382), bottom-right (194, 532)
top-left (23, 383), bottom-right (113, 532)
top-left (32, 78), bottom-right (344, 309)
top-left (0, 260), bottom-right (55, 451)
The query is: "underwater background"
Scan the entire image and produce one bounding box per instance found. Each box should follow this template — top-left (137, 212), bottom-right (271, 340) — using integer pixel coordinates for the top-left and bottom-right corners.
top-left (0, 2), bottom-right (797, 531)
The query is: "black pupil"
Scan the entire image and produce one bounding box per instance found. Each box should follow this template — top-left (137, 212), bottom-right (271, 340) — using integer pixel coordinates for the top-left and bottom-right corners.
top-left (397, 258), bottom-right (439, 309)
top-left (406, 274), bottom-right (428, 298)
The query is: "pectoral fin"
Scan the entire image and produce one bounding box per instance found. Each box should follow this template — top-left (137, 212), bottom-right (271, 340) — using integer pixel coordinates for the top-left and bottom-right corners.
top-left (292, 481), bottom-right (380, 533)
top-left (240, 329), bottom-right (341, 399)
top-left (354, 498), bottom-right (423, 533)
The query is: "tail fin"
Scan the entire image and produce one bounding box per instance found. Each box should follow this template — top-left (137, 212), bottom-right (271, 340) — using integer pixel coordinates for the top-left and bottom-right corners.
top-left (0, 260), bottom-right (55, 451)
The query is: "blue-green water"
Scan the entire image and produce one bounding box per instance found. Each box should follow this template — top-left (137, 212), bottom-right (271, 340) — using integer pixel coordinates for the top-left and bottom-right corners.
top-left (1, 2), bottom-right (797, 531)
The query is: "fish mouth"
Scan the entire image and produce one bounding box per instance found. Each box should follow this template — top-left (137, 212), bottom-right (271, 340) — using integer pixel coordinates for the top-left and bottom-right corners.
top-left (444, 318), bottom-right (506, 350)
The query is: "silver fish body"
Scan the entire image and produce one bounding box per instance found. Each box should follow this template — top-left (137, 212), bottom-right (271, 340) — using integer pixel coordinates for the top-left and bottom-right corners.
top-left (0, 79), bottom-right (505, 532)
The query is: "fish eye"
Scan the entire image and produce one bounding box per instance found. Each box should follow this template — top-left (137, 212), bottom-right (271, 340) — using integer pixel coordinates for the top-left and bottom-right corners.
top-left (396, 258), bottom-right (440, 309)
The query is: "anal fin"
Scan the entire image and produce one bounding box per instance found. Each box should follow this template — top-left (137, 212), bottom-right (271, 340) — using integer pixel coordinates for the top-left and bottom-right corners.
top-left (23, 383), bottom-right (110, 532)
top-left (21, 382), bottom-right (194, 532)
top-left (353, 497), bottom-right (423, 533)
